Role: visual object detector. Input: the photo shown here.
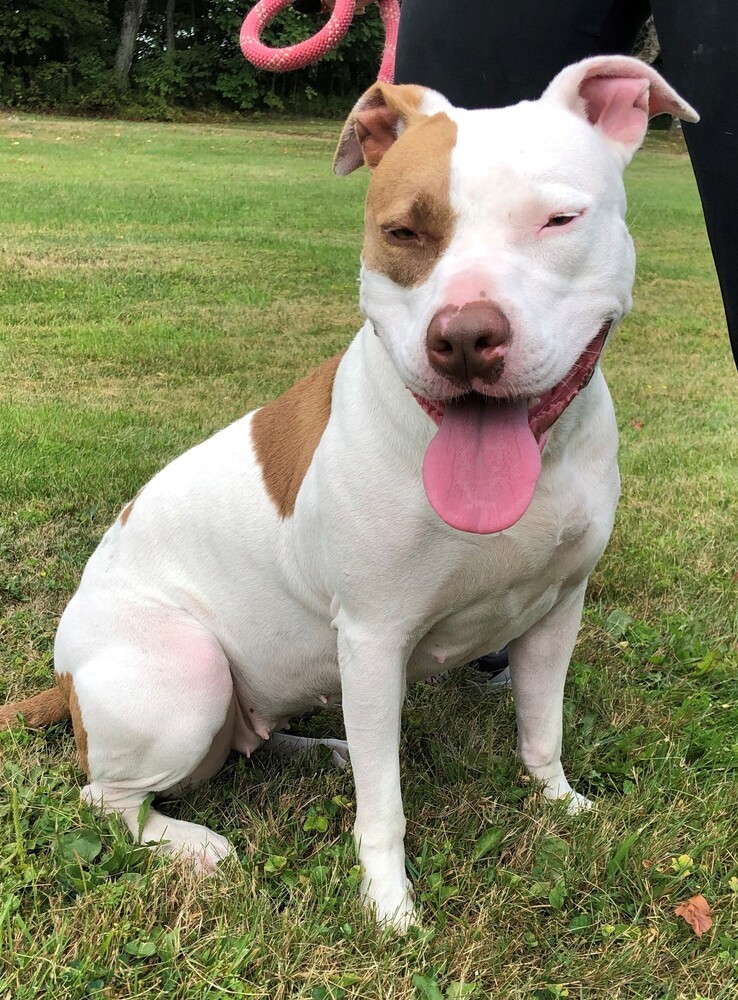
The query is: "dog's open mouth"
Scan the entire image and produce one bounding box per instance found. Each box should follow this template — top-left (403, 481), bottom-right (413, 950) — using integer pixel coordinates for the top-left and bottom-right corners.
top-left (414, 323), bottom-right (611, 535)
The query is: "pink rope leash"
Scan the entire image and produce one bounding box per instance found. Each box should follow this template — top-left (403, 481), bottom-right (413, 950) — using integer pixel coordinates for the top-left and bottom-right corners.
top-left (240, 0), bottom-right (400, 84)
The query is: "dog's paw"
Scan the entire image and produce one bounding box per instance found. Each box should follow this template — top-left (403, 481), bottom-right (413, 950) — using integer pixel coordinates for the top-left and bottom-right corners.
top-left (564, 790), bottom-right (593, 816)
top-left (536, 770), bottom-right (593, 816)
top-left (150, 818), bottom-right (235, 874)
top-left (266, 732), bottom-right (349, 771)
top-left (361, 875), bottom-right (417, 933)
top-left (542, 785), bottom-right (594, 815)
top-left (324, 738), bottom-right (350, 771)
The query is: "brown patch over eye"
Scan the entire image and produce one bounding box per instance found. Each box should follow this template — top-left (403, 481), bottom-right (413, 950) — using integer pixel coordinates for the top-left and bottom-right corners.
top-left (362, 112), bottom-right (457, 288)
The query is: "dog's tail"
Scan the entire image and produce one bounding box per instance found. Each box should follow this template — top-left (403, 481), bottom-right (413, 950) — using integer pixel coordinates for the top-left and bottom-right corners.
top-left (0, 686), bottom-right (70, 729)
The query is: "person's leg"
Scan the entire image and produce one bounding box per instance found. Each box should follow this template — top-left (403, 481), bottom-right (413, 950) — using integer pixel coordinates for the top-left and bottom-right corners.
top-left (394, 0), bottom-right (650, 110)
top-left (650, 1), bottom-right (738, 368)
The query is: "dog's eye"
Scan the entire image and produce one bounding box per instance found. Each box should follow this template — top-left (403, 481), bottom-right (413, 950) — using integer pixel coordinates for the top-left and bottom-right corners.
top-left (386, 227), bottom-right (420, 245)
top-left (545, 214), bottom-right (578, 228)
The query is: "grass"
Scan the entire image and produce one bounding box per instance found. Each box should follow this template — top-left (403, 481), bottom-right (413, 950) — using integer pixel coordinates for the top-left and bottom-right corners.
top-left (0, 113), bottom-right (736, 999)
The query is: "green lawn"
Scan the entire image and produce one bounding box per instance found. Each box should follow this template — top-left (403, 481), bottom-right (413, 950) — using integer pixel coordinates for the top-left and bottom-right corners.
top-left (0, 114), bottom-right (736, 999)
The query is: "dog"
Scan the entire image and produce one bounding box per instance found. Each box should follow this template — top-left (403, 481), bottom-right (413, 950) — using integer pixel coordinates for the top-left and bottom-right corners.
top-left (1, 56), bottom-right (697, 930)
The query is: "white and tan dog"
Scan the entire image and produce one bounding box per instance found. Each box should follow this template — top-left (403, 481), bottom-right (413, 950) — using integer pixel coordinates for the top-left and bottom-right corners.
top-left (2, 57), bottom-right (697, 929)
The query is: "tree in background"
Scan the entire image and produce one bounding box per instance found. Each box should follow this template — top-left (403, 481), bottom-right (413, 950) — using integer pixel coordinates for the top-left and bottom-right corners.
top-left (0, 0), bottom-right (384, 116)
top-left (0, 0), bottom-right (115, 110)
top-left (115, 0), bottom-right (147, 90)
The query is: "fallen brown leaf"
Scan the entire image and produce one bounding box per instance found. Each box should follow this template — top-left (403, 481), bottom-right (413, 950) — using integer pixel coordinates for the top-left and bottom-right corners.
top-left (675, 894), bottom-right (713, 937)
top-left (631, 419), bottom-right (644, 430)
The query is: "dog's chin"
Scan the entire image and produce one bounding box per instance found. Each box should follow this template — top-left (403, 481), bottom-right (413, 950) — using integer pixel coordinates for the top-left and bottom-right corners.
top-left (411, 322), bottom-right (612, 442)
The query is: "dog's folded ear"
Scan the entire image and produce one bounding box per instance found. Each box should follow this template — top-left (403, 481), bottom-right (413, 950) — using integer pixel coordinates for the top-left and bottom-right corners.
top-left (333, 83), bottom-right (445, 175)
top-left (542, 56), bottom-right (699, 165)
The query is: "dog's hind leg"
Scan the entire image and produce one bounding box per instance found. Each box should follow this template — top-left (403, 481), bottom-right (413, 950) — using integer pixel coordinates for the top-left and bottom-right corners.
top-left (266, 731), bottom-right (350, 770)
top-left (63, 615), bottom-right (237, 871)
top-left (507, 581), bottom-right (593, 815)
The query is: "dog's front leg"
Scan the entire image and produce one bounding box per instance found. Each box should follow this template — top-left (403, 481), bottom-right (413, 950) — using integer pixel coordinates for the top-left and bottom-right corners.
top-left (338, 625), bottom-right (414, 931)
top-left (508, 582), bottom-right (592, 815)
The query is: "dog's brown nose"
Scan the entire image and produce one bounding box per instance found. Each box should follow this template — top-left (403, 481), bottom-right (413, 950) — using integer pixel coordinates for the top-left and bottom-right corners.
top-left (426, 301), bottom-right (511, 384)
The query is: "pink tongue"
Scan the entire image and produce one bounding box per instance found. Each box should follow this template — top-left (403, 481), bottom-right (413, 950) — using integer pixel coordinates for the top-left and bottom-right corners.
top-left (422, 396), bottom-right (542, 534)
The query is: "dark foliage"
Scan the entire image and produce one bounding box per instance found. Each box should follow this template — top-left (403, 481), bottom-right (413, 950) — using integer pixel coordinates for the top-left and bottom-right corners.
top-left (0, 0), bottom-right (385, 116)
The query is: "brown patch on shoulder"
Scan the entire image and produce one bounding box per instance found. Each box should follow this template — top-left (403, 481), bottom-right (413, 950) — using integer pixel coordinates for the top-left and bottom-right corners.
top-left (57, 673), bottom-right (90, 777)
top-left (362, 112), bottom-right (458, 288)
top-left (251, 352), bottom-right (345, 518)
top-left (120, 489), bottom-right (142, 527)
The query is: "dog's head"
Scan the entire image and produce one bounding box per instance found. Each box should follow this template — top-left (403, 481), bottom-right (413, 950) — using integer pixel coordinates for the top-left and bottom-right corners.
top-left (334, 57), bottom-right (698, 534)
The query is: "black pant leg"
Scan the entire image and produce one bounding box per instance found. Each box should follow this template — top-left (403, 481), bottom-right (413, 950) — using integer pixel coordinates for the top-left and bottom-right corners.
top-left (651, 0), bottom-right (738, 368)
top-left (394, 0), bottom-right (649, 108)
